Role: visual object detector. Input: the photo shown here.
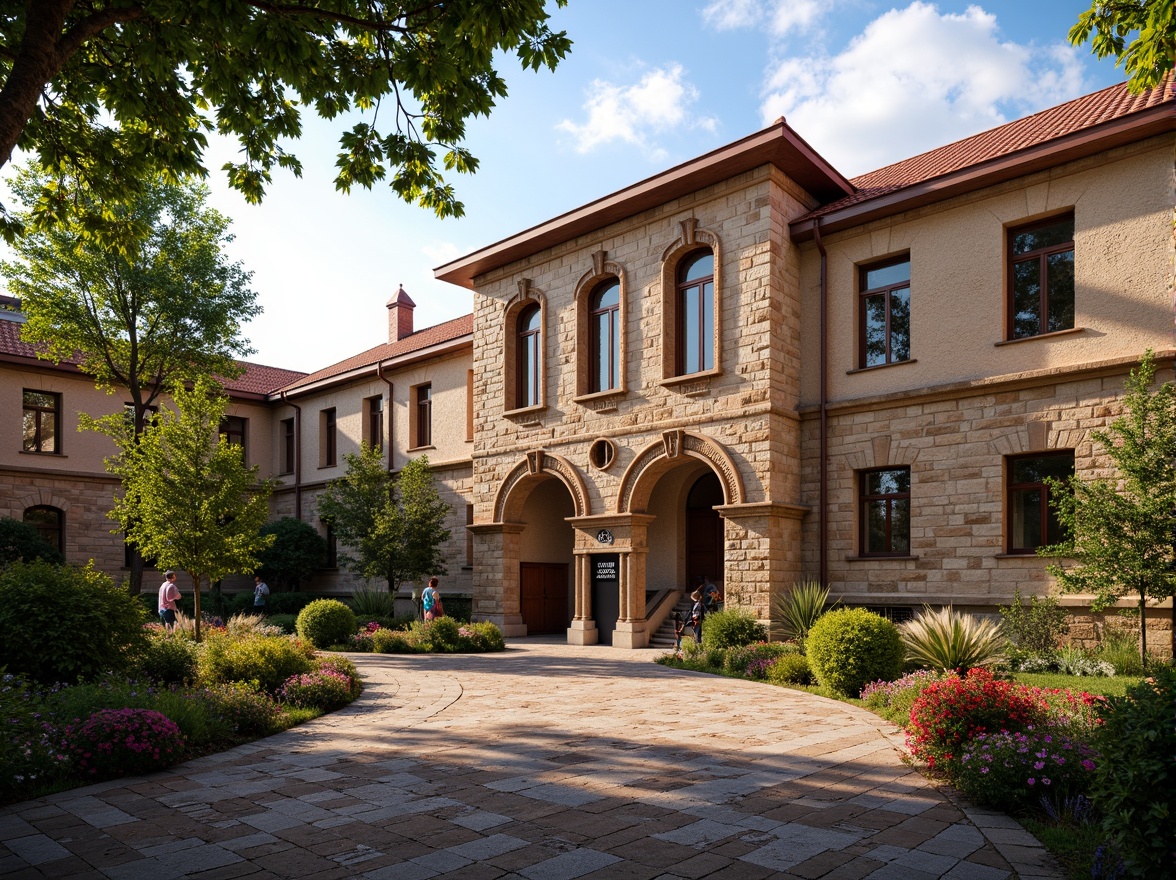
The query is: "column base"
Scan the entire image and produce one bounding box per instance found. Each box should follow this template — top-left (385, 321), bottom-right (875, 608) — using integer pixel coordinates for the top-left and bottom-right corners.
top-left (567, 619), bottom-right (599, 646)
top-left (611, 621), bottom-right (649, 649)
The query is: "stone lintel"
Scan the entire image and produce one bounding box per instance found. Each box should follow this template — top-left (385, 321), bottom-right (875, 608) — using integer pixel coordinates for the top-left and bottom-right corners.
top-left (468, 522), bottom-right (526, 535)
top-left (715, 501), bottom-right (809, 520)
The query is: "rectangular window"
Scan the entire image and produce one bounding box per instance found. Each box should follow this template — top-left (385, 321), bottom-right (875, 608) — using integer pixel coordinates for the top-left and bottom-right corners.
top-left (1009, 214), bottom-right (1074, 339)
top-left (465, 503), bottom-right (474, 567)
top-left (219, 415), bottom-right (247, 459)
top-left (280, 418), bottom-right (295, 474)
top-left (364, 395), bottom-right (384, 450)
top-left (860, 467), bottom-right (911, 556)
top-left (859, 257), bottom-right (911, 368)
top-left (466, 370), bottom-right (474, 442)
top-left (415, 384), bottom-right (432, 448)
top-left (1008, 452), bottom-right (1073, 552)
top-left (323, 524), bottom-right (337, 569)
top-left (22, 390), bottom-right (60, 453)
top-left (321, 408), bottom-right (336, 467)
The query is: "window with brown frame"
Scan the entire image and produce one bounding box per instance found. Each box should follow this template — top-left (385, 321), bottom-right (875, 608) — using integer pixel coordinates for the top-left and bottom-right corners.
top-left (859, 257), bottom-right (910, 368)
top-left (676, 250), bottom-right (714, 375)
top-left (1009, 214), bottom-right (1074, 340)
top-left (414, 384), bottom-right (432, 448)
top-left (364, 395), bottom-right (384, 450)
top-left (1008, 452), bottom-right (1073, 552)
top-left (280, 418), bottom-right (295, 474)
top-left (24, 505), bottom-right (63, 554)
top-left (320, 408), bottom-right (336, 467)
top-left (219, 415), bottom-right (247, 459)
top-left (22, 390), bottom-right (60, 453)
top-left (589, 279), bottom-right (621, 392)
top-left (516, 304), bottom-right (542, 408)
top-left (860, 467), bottom-right (911, 556)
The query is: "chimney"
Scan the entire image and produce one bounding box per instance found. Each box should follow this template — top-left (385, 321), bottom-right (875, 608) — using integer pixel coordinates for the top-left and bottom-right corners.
top-left (386, 284), bottom-right (416, 342)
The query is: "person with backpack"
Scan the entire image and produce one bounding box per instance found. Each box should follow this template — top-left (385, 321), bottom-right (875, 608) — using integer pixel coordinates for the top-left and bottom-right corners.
top-left (421, 577), bottom-right (443, 621)
top-left (688, 589), bottom-right (706, 643)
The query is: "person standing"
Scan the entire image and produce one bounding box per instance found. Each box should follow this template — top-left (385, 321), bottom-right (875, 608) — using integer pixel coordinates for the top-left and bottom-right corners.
top-left (253, 574), bottom-right (270, 612)
top-left (158, 570), bottom-right (181, 631)
top-left (688, 589), bottom-right (706, 644)
top-left (421, 577), bottom-right (442, 621)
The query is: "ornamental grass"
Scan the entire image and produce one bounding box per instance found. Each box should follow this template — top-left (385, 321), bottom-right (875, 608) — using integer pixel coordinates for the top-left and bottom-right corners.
top-left (900, 605), bottom-right (1004, 672)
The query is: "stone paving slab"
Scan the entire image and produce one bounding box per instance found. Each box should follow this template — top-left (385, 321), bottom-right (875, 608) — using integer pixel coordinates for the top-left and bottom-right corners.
top-left (0, 639), bottom-right (1063, 879)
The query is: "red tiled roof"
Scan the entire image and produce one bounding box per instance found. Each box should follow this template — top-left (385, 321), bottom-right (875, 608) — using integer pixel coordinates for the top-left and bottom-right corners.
top-left (0, 318), bottom-right (306, 396)
top-left (279, 313), bottom-right (473, 393)
top-left (802, 79), bottom-right (1176, 220)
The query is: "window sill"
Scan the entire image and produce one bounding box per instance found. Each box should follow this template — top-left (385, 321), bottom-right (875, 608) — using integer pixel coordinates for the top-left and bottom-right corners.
top-left (504, 403), bottom-right (547, 419)
top-left (318, 463), bottom-right (336, 470)
top-left (995, 551), bottom-right (1059, 559)
top-left (995, 326), bottom-right (1084, 346)
top-left (573, 388), bottom-right (626, 405)
top-left (408, 444), bottom-right (436, 453)
top-left (661, 368), bottom-right (721, 388)
top-left (844, 554), bottom-right (920, 562)
top-left (19, 449), bottom-right (65, 457)
top-left (846, 358), bottom-right (918, 375)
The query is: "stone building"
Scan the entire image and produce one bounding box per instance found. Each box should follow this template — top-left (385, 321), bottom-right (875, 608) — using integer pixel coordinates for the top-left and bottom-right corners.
top-left (435, 80), bottom-right (1175, 650)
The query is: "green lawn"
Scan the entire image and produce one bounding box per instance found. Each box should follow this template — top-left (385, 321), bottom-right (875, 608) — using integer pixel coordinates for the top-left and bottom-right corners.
top-left (1010, 672), bottom-right (1143, 696)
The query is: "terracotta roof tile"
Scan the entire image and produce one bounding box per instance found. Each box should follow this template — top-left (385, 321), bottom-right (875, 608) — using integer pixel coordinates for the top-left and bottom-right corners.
top-left (805, 79), bottom-right (1176, 218)
top-left (0, 319), bottom-right (306, 396)
top-left (280, 313), bottom-right (473, 393)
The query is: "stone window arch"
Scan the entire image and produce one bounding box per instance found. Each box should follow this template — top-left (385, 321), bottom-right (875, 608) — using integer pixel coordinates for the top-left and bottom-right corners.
top-left (660, 219), bottom-right (722, 382)
top-left (503, 283), bottom-right (546, 413)
top-left (24, 505), bottom-right (64, 554)
top-left (574, 250), bottom-right (627, 400)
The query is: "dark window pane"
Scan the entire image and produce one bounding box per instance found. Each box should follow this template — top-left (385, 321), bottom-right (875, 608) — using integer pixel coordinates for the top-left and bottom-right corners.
top-left (1012, 259), bottom-right (1041, 339)
top-left (592, 281), bottom-right (619, 310)
top-left (890, 287), bottom-right (910, 362)
top-left (867, 499), bottom-right (889, 553)
top-left (1046, 251), bottom-right (1075, 333)
top-left (864, 294), bottom-right (887, 367)
top-left (891, 499), bottom-right (911, 554)
top-left (865, 261), bottom-right (910, 289)
top-left (1011, 488), bottom-right (1042, 549)
top-left (1013, 218), bottom-right (1074, 255)
top-left (681, 252), bottom-right (714, 283)
top-left (521, 306), bottom-right (541, 333)
top-left (867, 468), bottom-right (909, 495)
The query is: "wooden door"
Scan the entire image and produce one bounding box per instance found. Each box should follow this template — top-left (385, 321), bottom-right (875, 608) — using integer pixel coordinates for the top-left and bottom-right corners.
top-left (520, 563), bottom-right (569, 634)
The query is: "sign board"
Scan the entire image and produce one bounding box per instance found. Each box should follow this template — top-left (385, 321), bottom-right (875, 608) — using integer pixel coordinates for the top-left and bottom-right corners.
top-left (593, 554), bottom-right (618, 582)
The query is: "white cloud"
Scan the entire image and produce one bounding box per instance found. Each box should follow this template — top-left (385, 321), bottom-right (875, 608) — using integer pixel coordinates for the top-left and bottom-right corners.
top-left (768, 0), bottom-right (825, 37)
top-left (556, 64), bottom-right (717, 159)
top-left (701, 0), bottom-right (761, 31)
top-left (759, 2), bottom-right (1088, 177)
top-left (702, 0), bottom-right (828, 38)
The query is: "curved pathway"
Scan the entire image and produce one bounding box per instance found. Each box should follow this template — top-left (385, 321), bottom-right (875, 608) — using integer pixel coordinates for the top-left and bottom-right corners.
top-left (0, 640), bottom-right (1060, 879)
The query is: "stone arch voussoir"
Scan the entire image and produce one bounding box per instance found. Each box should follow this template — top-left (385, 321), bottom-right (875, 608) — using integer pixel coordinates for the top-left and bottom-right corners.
top-left (616, 429), bottom-right (744, 514)
top-left (493, 449), bottom-right (591, 523)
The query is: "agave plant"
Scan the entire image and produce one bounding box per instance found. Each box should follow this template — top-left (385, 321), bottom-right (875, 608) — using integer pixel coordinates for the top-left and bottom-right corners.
top-left (771, 581), bottom-right (835, 642)
top-left (348, 585), bottom-right (396, 619)
top-left (900, 605), bottom-right (1004, 672)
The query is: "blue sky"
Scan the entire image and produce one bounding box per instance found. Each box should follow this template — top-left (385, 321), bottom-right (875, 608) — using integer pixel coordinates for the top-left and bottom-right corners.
top-left (12, 2), bottom-right (1130, 373)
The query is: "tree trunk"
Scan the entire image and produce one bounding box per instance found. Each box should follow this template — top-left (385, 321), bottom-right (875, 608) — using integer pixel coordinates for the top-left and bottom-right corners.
top-left (0, 0), bottom-right (72, 168)
top-left (193, 573), bottom-right (203, 643)
top-left (1139, 589), bottom-right (1148, 669)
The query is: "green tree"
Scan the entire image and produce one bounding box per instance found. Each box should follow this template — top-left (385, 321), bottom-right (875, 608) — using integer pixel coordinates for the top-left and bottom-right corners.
top-left (0, 517), bottom-right (65, 567)
top-left (0, 1), bottom-right (572, 240)
top-left (103, 377), bottom-right (276, 641)
top-left (318, 447), bottom-right (451, 594)
top-left (256, 517), bottom-right (328, 591)
top-left (1042, 350), bottom-right (1176, 663)
top-left (1070, 1), bottom-right (1176, 94)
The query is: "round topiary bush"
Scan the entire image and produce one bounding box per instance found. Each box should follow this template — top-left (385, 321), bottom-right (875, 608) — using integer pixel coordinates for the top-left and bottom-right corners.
top-left (701, 608), bottom-right (767, 650)
top-left (0, 561), bottom-right (149, 684)
top-left (805, 607), bottom-right (904, 696)
top-left (767, 652), bottom-right (813, 685)
top-left (296, 599), bottom-right (357, 648)
top-left (197, 632), bottom-right (315, 694)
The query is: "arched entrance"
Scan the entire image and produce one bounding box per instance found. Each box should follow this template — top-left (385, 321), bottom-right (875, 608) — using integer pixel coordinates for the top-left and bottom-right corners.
top-left (685, 472), bottom-right (724, 591)
top-left (518, 478), bottom-right (575, 634)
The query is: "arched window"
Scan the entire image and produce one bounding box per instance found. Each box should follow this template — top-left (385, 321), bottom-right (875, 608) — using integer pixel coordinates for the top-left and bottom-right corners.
top-left (677, 250), bottom-right (714, 375)
top-left (589, 280), bottom-right (620, 392)
top-left (24, 505), bottom-right (63, 554)
top-left (516, 304), bottom-right (542, 408)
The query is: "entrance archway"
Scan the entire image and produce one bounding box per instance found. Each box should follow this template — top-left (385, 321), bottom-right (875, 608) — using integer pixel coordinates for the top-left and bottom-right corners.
top-left (518, 477), bottom-right (575, 634)
top-left (686, 472), bottom-right (724, 591)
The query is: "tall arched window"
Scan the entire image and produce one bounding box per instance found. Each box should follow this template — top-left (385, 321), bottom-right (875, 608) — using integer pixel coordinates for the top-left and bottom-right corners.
top-left (590, 280), bottom-right (620, 392)
top-left (516, 304), bottom-right (542, 408)
top-left (24, 505), bottom-right (63, 554)
top-left (677, 250), bottom-right (714, 375)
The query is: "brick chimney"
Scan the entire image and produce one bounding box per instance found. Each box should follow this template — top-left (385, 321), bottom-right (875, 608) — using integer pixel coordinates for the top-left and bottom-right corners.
top-left (386, 284), bottom-right (416, 342)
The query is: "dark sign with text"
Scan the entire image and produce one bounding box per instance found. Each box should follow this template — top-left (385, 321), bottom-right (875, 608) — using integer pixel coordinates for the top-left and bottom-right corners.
top-left (593, 554), bottom-right (618, 582)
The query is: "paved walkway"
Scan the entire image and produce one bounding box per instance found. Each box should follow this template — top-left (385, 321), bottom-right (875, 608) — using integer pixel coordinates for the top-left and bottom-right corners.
top-left (0, 640), bottom-right (1061, 880)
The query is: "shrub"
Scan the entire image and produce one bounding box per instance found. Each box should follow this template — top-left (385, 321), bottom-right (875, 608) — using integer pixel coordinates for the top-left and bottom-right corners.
top-left (900, 606), bottom-right (1004, 672)
top-left (767, 652), bottom-right (813, 685)
top-left (0, 561), bottom-right (149, 684)
top-left (223, 612), bottom-right (285, 638)
top-left (266, 613), bottom-right (298, 634)
top-left (201, 683), bottom-right (283, 737)
top-left (313, 655), bottom-right (363, 699)
top-left (771, 581), bottom-right (833, 642)
top-left (256, 517), bottom-right (327, 591)
top-left (702, 608), bottom-right (767, 650)
top-left (955, 728), bottom-right (1098, 808)
top-left (349, 586), bottom-right (396, 619)
top-left (0, 673), bottom-right (69, 799)
top-left (906, 668), bottom-right (1048, 772)
top-left (371, 628), bottom-right (417, 653)
top-left (197, 633), bottom-right (315, 695)
top-left (723, 642), bottom-right (796, 678)
top-left (1088, 668), bottom-right (1176, 878)
top-left (999, 589), bottom-right (1069, 656)
top-left (1094, 625), bottom-right (1146, 676)
top-left (277, 669), bottom-right (355, 711)
top-left (457, 622), bottom-right (506, 652)
top-left (860, 670), bottom-right (947, 724)
top-left (805, 608), bottom-right (904, 696)
top-left (0, 517), bottom-right (64, 566)
top-left (133, 632), bottom-right (199, 686)
top-left (64, 708), bottom-right (184, 781)
top-left (1054, 645), bottom-right (1115, 677)
top-left (296, 599), bottom-right (357, 649)
top-left (420, 617), bottom-right (463, 652)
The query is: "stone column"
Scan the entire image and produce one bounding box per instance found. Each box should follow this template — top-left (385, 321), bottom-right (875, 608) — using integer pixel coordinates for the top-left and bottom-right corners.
top-left (568, 552), bottom-right (599, 645)
top-left (467, 522), bottom-right (527, 637)
top-left (566, 513), bottom-right (655, 649)
top-left (715, 501), bottom-right (808, 627)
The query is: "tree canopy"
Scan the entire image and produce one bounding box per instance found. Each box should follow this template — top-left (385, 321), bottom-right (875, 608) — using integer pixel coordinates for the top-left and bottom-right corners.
top-left (318, 446), bottom-right (451, 594)
top-left (1, 166), bottom-right (259, 436)
top-left (0, 0), bottom-right (572, 240)
top-left (1042, 350), bottom-right (1176, 662)
top-left (1070, 1), bottom-right (1176, 93)
top-left (103, 377), bottom-right (276, 640)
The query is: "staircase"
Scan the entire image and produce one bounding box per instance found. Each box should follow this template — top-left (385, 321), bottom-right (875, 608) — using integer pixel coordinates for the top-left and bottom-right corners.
top-left (649, 596), bottom-right (694, 650)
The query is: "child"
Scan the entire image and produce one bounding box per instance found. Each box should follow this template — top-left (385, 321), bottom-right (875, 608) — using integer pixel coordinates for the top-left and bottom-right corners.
top-left (672, 611), bottom-right (686, 656)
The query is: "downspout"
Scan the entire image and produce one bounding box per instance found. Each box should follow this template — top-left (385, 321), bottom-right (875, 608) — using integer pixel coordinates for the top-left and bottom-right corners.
top-left (376, 360), bottom-right (394, 472)
top-left (280, 391), bottom-right (302, 521)
top-left (814, 219), bottom-right (829, 589)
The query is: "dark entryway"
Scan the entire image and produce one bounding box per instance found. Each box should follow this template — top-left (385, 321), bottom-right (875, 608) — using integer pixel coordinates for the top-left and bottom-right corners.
top-left (520, 563), bottom-right (568, 635)
top-left (686, 472), bottom-right (724, 590)
top-left (590, 554), bottom-right (620, 645)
